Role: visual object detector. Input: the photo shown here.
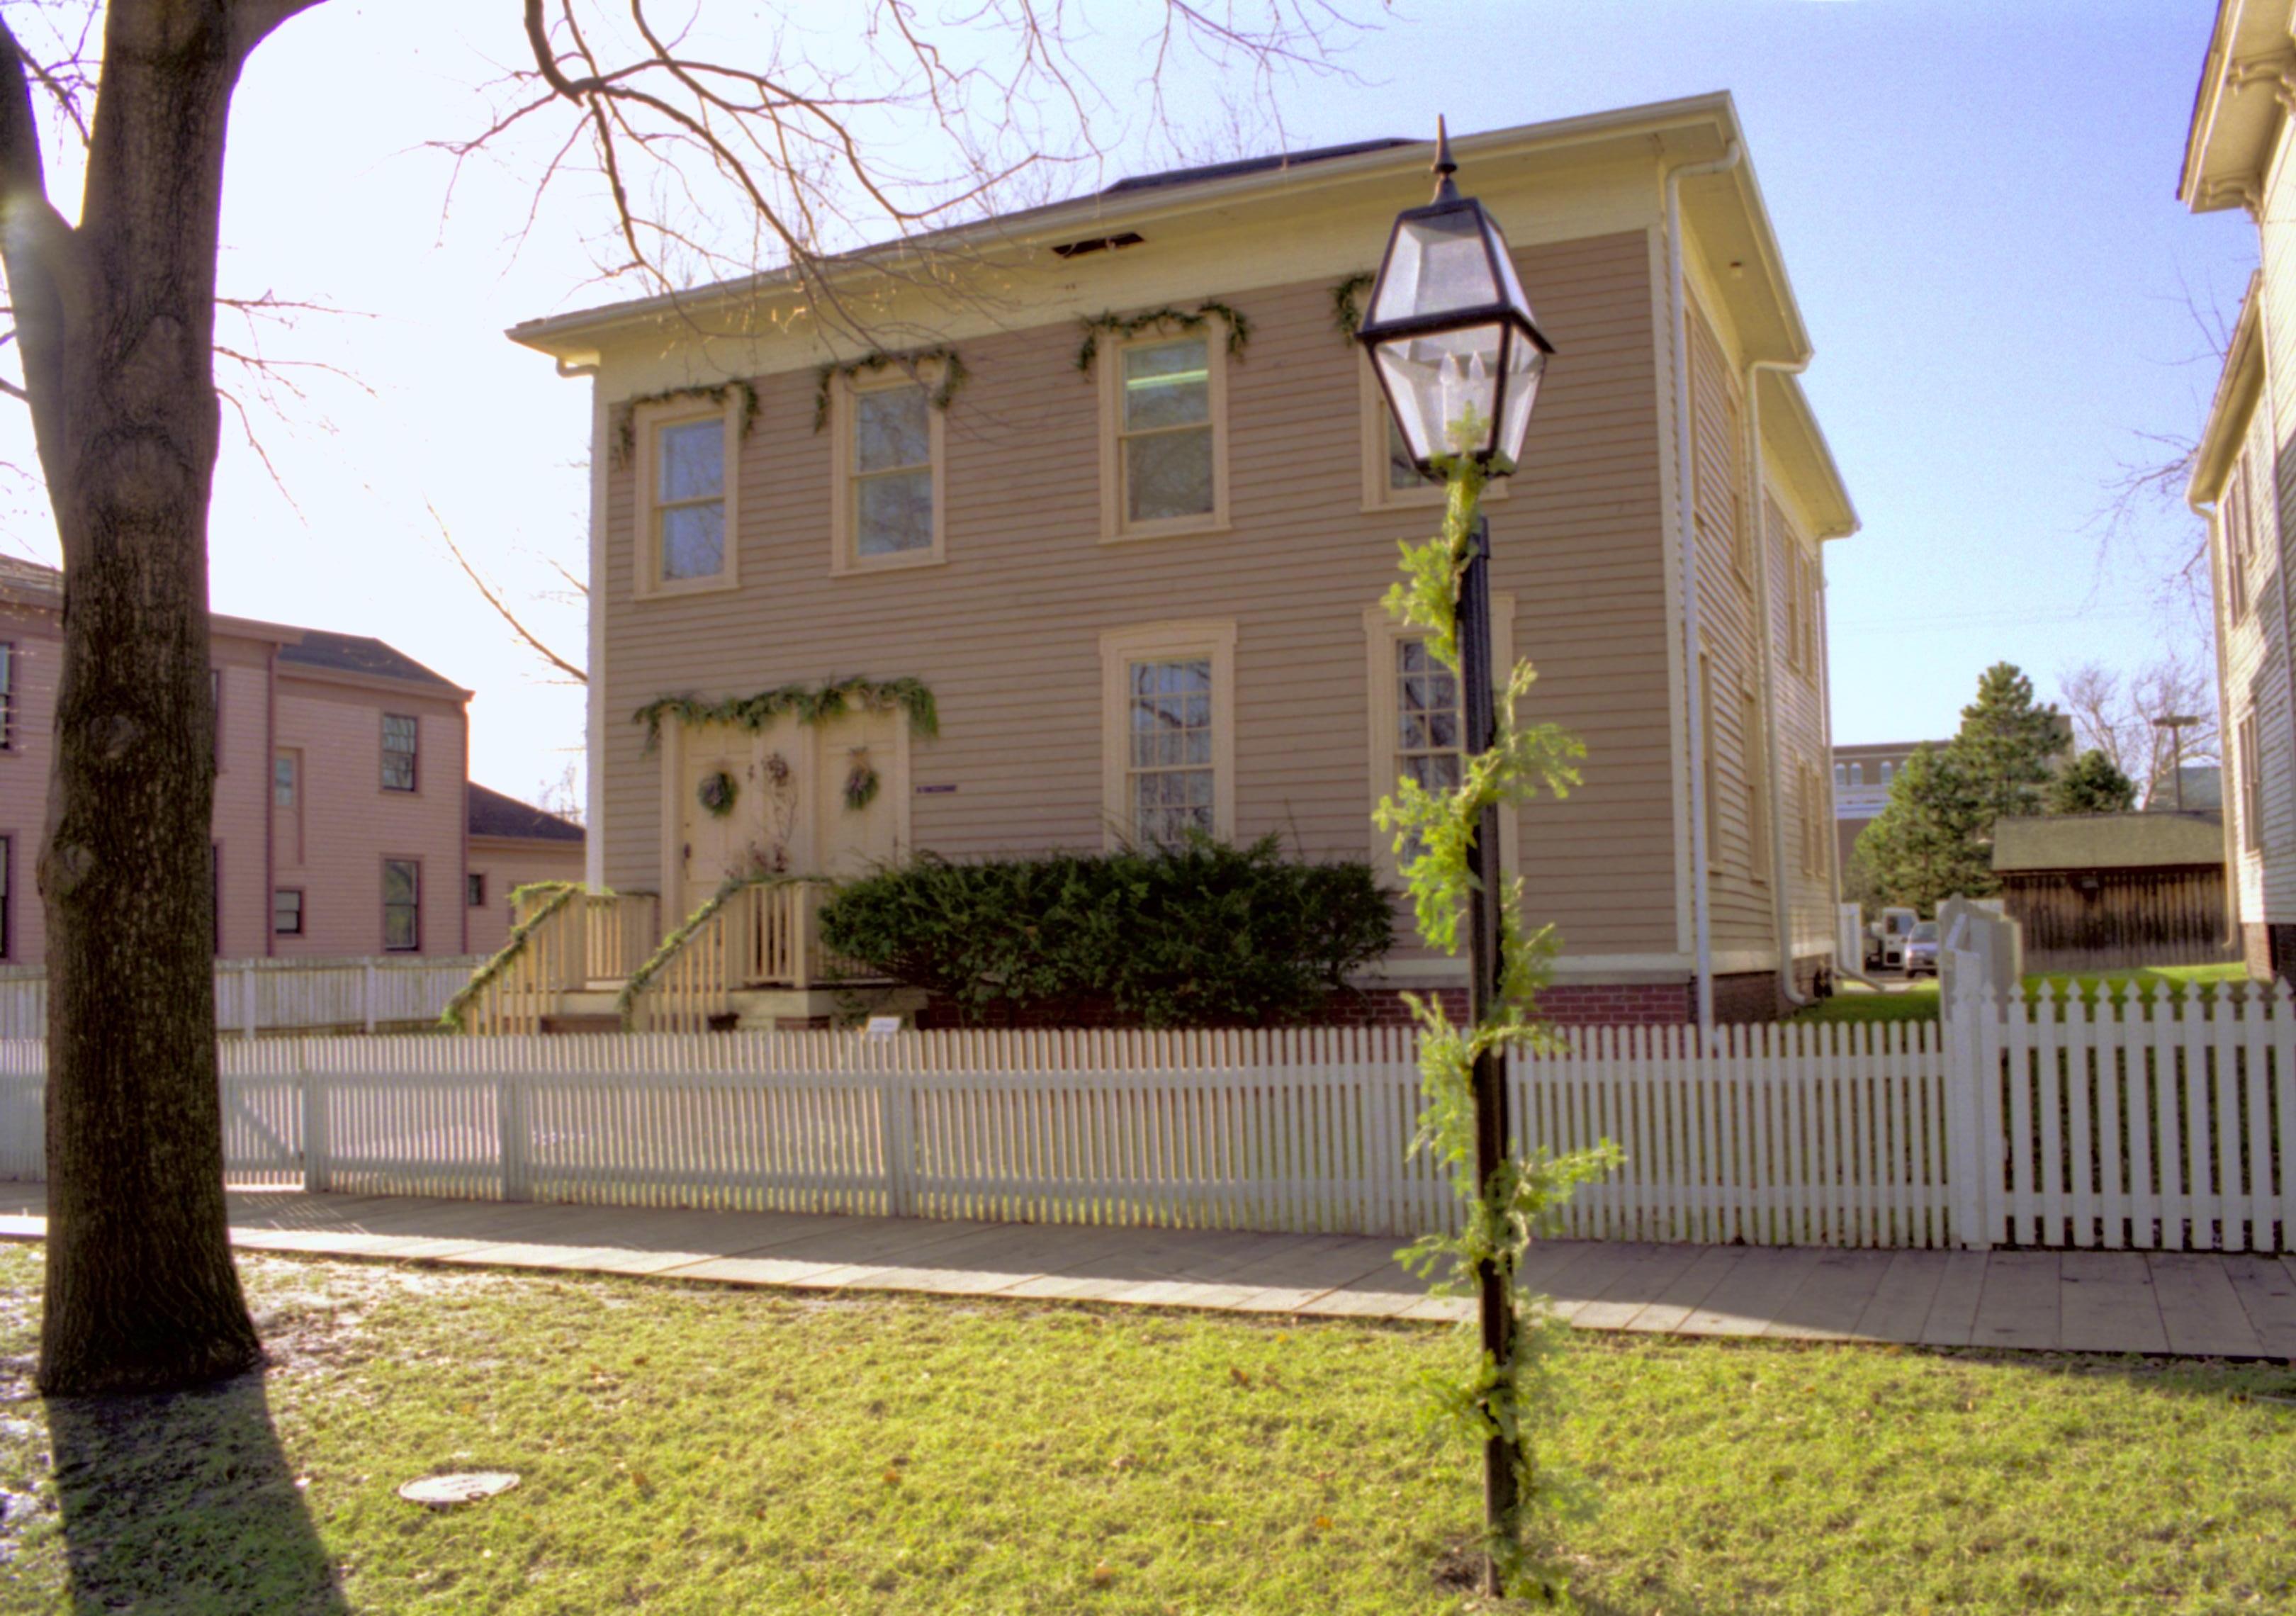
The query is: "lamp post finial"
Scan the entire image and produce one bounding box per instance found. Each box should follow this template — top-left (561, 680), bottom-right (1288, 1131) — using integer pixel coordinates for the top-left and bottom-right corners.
top-left (1432, 116), bottom-right (1459, 203)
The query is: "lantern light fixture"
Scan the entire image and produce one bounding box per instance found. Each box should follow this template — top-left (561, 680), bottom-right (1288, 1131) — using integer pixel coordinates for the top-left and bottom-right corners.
top-left (1355, 118), bottom-right (1555, 476)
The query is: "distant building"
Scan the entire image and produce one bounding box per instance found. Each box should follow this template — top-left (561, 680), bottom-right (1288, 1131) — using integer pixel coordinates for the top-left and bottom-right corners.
top-left (0, 556), bottom-right (573, 965)
top-left (1992, 812), bottom-right (2238, 973)
top-left (466, 785), bottom-right (586, 956)
top-left (1831, 739), bottom-right (1937, 872)
top-left (2148, 764), bottom-right (2222, 813)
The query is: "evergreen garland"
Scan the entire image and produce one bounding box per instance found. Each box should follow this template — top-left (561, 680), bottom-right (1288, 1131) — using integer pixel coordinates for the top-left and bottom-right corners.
top-left (812, 347), bottom-right (969, 433)
top-left (1372, 458), bottom-right (1619, 1598)
top-left (437, 882), bottom-right (587, 1032)
top-left (609, 380), bottom-right (761, 469)
top-left (1331, 271), bottom-right (1377, 338)
top-left (1075, 300), bottom-right (1251, 375)
top-left (634, 676), bottom-right (939, 753)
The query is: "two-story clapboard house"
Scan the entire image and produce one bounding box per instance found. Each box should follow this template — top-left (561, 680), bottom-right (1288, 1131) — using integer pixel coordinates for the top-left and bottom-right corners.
top-left (510, 96), bottom-right (1858, 1025)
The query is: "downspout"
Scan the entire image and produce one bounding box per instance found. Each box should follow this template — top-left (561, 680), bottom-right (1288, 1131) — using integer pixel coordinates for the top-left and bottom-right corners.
top-left (2193, 482), bottom-right (2241, 953)
top-left (1665, 138), bottom-right (1742, 1035)
top-left (571, 357), bottom-right (607, 893)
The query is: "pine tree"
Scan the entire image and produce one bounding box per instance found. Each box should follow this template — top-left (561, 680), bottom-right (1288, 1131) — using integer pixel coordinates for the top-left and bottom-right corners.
top-left (2047, 748), bottom-right (2138, 815)
top-left (1855, 663), bottom-right (2070, 911)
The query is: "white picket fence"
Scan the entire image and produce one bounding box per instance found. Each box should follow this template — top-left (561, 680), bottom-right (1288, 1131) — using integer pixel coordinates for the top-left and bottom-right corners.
top-left (0, 982), bottom-right (2287, 1252)
top-left (0, 955), bottom-right (483, 1040)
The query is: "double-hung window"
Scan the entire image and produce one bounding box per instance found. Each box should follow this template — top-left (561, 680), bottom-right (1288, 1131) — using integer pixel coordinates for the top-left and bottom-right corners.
top-left (638, 400), bottom-right (740, 593)
top-left (274, 888), bottom-right (303, 936)
top-left (833, 375), bottom-right (942, 571)
top-left (1100, 622), bottom-right (1236, 848)
top-left (2241, 711), bottom-right (2263, 853)
top-left (381, 713), bottom-right (417, 792)
top-left (1105, 332), bottom-right (1227, 538)
top-left (383, 858), bottom-right (420, 951)
top-left (1363, 599), bottom-right (1512, 874)
top-left (1395, 639), bottom-right (1462, 794)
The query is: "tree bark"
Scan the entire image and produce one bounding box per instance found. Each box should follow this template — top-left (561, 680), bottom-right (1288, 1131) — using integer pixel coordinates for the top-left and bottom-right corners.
top-left (5, 1), bottom-right (318, 1396)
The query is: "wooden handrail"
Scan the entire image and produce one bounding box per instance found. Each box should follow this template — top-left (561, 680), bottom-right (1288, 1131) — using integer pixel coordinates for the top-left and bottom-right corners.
top-left (583, 892), bottom-right (660, 982)
top-left (448, 886), bottom-right (589, 1036)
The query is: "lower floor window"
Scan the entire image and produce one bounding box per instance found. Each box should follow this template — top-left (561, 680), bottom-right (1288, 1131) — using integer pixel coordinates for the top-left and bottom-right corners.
top-left (273, 888), bottom-right (303, 936)
top-left (1127, 657), bottom-right (1215, 843)
top-left (383, 859), bottom-right (420, 952)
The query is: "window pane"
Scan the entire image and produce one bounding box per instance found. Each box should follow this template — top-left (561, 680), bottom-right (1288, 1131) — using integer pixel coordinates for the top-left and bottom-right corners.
top-left (856, 469), bottom-right (934, 556)
top-left (661, 502), bottom-right (726, 580)
top-left (657, 420), bottom-right (724, 503)
top-left (1388, 415), bottom-right (1436, 491)
top-left (383, 861), bottom-right (418, 905)
top-left (274, 753), bottom-right (296, 807)
top-left (1125, 429), bottom-right (1214, 523)
top-left (273, 890), bottom-right (301, 935)
top-left (855, 387), bottom-right (930, 473)
top-left (1122, 340), bottom-right (1210, 432)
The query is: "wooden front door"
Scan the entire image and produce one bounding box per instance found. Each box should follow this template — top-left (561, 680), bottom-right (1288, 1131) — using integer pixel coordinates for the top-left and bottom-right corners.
top-left (677, 722), bottom-right (803, 910)
top-left (813, 709), bottom-right (904, 878)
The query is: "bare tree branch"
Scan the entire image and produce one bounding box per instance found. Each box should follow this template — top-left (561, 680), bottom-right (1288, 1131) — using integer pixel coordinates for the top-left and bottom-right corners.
top-left (431, 502), bottom-right (587, 685)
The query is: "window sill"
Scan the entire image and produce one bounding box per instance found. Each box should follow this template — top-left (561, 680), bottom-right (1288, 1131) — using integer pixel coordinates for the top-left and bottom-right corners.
top-left (1361, 481), bottom-right (1509, 516)
top-left (1100, 519), bottom-right (1232, 547)
top-left (635, 573), bottom-right (742, 602)
top-left (832, 549), bottom-right (947, 578)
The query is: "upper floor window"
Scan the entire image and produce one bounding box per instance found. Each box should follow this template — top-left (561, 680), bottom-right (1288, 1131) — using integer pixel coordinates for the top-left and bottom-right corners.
top-left (831, 373), bottom-right (944, 573)
top-left (273, 750), bottom-right (297, 807)
top-left (381, 713), bottom-right (417, 792)
top-left (1879, 761), bottom-right (1895, 787)
top-left (636, 399), bottom-right (741, 595)
top-left (1103, 332), bottom-right (1229, 539)
top-left (467, 872), bottom-right (487, 909)
top-left (1833, 762), bottom-right (1847, 790)
top-left (0, 641), bottom-right (15, 752)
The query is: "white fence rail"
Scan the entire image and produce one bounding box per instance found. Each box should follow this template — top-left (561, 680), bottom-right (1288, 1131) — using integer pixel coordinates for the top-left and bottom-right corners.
top-left (0, 989), bottom-right (2287, 1252)
top-left (0, 956), bottom-right (483, 1040)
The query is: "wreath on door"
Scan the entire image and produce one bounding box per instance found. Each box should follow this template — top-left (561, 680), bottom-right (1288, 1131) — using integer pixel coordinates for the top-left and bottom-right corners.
top-left (843, 747), bottom-right (881, 811)
top-left (697, 769), bottom-right (738, 818)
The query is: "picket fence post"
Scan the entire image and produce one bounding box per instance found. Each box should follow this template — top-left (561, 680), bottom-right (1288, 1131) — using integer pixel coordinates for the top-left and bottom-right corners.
top-left (241, 963), bottom-right (259, 1041)
top-left (362, 961), bottom-right (378, 1036)
top-left (499, 1064), bottom-right (529, 1202)
top-left (300, 1042), bottom-right (330, 1194)
top-left (1941, 956), bottom-right (1994, 1250)
top-left (882, 1048), bottom-right (914, 1218)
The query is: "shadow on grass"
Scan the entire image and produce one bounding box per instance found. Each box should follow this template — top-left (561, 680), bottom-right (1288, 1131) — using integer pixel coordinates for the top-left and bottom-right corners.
top-left (47, 1370), bottom-right (346, 1615)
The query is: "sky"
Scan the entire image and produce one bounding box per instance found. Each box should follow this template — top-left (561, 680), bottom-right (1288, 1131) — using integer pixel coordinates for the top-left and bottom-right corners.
top-left (0, 0), bottom-right (2257, 804)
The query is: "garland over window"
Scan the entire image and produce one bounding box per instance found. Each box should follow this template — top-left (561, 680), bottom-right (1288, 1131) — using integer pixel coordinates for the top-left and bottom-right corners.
top-left (609, 380), bottom-right (761, 469)
top-left (812, 347), bottom-right (969, 433)
top-left (635, 676), bottom-right (939, 752)
top-left (1331, 271), bottom-right (1376, 339)
top-left (1075, 301), bottom-right (1251, 375)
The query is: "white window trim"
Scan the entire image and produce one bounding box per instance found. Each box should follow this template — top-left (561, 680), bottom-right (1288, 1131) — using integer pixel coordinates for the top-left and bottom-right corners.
top-left (633, 393), bottom-right (743, 600)
top-left (1356, 353), bottom-right (1507, 514)
top-left (1362, 597), bottom-right (1517, 881)
top-left (1099, 620), bottom-right (1238, 848)
top-left (828, 364), bottom-right (947, 576)
top-left (1098, 328), bottom-right (1231, 544)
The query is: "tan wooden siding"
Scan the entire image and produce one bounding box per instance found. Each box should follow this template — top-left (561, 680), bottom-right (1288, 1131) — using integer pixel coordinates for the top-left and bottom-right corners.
top-left (2244, 134), bottom-right (2296, 924)
top-left (600, 229), bottom-right (1678, 958)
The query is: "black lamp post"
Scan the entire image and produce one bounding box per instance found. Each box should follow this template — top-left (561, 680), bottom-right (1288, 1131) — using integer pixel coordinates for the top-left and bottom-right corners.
top-left (1356, 120), bottom-right (1553, 1588)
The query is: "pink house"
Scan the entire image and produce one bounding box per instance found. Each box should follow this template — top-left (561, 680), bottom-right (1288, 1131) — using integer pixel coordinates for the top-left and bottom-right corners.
top-left (0, 557), bottom-right (580, 966)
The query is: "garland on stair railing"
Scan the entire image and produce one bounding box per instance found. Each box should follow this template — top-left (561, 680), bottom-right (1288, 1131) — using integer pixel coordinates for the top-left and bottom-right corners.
top-left (811, 347), bottom-right (969, 432)
top-left (608, 380), bottom-right (761, 469)
top-left (438, 882), bottom-right (585, 1033)
top-left (614, 873), bottom-right (813, 1028)
top-left (1074, 301), bottom-right (1251, 375)
top-left (634, 677), bottom-right (939, 753)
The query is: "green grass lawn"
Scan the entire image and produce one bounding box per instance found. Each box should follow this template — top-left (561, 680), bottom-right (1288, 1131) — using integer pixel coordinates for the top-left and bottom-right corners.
top-left (1796, 964), bottom-right (2259, 1027)
top-left (1, 1245), bottom-right (2291, 1613)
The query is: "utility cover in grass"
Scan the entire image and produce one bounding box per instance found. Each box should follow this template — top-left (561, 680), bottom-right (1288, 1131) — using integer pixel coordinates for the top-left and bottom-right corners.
top-left (398, 1471), bottom-right (519, 1508)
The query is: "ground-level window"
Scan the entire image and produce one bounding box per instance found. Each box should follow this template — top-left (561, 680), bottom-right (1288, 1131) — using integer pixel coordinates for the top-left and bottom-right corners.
top-left (1395, 638), bottom-right (1462, 793)
top-left (274, 888), bottom-right (303, 936)
top-left (383, 858), bottom-right (420, 951)
top-left (467, 872), bottom-right (487, 909)
top-left (1127, 658), bottom-right (1215, 843)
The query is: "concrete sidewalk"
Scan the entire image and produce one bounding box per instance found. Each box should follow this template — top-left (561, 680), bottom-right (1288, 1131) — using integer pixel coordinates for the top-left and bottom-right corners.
top-left (4, 1186), bottom-right (2292, 1356)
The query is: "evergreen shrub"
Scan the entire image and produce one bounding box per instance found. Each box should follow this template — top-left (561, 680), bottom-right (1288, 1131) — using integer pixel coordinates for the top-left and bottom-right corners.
top-left (816, 835), bottom-right (1394, 1027)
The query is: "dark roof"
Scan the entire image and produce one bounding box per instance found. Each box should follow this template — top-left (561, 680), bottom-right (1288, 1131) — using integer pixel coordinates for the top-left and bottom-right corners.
top-left (0, 556), bottom-right (62, 597)
top-left (468, 782), bottom-right (585, 843)
top-left (279, 629), bottom-right (460, 692)
top-left (1099, 137), bottom-right (1413, 197)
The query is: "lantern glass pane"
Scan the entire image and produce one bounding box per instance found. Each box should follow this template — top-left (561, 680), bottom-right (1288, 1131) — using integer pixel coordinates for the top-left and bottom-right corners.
top-left (1495, 330), bottom-right (1548, 466)
top-left (1483, 213), bottom-right (1538, 323)
top-left (1373, 322), bottom-right (1504, 462)
top-left (1371, 208), bottom-right (1497, 325)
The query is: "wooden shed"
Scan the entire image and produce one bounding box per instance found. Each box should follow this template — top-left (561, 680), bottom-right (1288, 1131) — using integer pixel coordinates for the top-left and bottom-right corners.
top-left (1991, 812), bottom-right (2237, 973)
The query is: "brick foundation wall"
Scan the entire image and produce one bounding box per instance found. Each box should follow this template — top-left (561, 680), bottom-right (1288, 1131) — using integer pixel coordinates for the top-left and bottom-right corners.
top-left (2244, 923), bottom-right (2296, 983)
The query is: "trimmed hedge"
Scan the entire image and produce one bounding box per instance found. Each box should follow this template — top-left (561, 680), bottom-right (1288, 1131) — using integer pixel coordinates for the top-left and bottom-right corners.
top-left (816, 836), bottom-right (1394, 1028)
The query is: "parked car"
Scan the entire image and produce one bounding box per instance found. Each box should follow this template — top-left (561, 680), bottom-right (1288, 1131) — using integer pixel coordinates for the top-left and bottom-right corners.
top-left (1902, 920), bottom-right (1940, 978)
top-left (1865, 906), bottom-right (1918, 971)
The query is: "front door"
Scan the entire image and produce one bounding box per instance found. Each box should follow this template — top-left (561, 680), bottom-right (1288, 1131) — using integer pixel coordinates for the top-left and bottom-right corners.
top-left (677, 722), bottom-right (803, 910)
top-left (814, 709), bottom-right (904, 877)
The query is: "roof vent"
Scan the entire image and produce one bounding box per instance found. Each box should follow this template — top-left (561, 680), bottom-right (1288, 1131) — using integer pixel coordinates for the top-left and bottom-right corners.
top-left (1051, 232), bottom-right (1144, 260)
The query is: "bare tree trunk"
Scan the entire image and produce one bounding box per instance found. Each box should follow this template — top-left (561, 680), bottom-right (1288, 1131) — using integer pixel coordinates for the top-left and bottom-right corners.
top-left (1, 1), bottom-right (317, 1396)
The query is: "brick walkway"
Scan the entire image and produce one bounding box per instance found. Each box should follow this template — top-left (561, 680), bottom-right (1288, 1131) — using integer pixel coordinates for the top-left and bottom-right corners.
top-left (3, 1187), bottom-right (2292, 1356)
